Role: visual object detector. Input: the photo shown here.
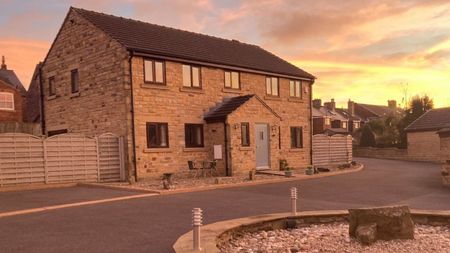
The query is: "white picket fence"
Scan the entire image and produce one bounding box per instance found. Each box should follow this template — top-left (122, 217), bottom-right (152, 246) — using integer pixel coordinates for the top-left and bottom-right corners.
top-left (313, 134), bottom-right (352, 166)
top-left (0, 133), bottom-right (125, 186)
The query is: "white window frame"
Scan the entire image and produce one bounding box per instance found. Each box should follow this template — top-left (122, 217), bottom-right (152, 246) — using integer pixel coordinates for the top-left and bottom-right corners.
top-left (289, 80), bottom-right (302, 98)
top-left (0, 92), bottom-right (14, 111)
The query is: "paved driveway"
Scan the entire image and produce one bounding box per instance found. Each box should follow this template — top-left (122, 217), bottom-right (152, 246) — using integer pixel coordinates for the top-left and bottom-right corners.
top-left (0, 158), bottom-right (448, 253)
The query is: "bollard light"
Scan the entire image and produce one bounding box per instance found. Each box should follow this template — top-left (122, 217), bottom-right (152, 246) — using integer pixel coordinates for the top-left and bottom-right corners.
top-left (290, 187), bottom-right (297, 215)
top-left (192, 208), bottom-right (203, 251)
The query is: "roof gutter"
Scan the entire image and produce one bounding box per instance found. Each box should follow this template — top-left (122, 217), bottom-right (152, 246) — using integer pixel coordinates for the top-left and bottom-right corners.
top-left (38, 64), bottom-right (46, 135)
top-left (128, 50), bottom-right (138, 182)
top-left (310, 79), bottom-right (315, 166)
top-left (131, 50), bottom-right (315, 81)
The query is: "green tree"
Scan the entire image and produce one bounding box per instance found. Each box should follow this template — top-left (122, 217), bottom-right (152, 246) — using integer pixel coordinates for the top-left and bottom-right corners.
top-left (360, 124), bottom-right (376, 147)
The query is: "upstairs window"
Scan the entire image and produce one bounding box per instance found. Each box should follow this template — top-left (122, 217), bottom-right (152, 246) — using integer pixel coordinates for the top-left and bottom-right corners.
top-left (354, 122), bottom-right (360, 129)
top-left (265, 77), bottom-right (279, 96)
top-left (290, 127), bottom-right (303, 148)
top-left (182, 65), bottom-right (201, 88)
top-left (241, 122), bottom-right (250, 146)
top-left (0, 92), bottom-right (14, 110)
top-left (146, 122), bottom-right (169, 148)
top-left (144, 59), bottom-right (165, 84)
top-left (71, 69), bottom-right (79, 93)
top-left (342, 121), bottom-right (348, 129)
top-left (48, 77), bottom-right (56, 96)
top-left (325, 117), bottom-right (331, 125)
top-left (224, 71), bottom-right (240, 89)
top-left (185, 124), bottom-right (204, 147)
top-left (289, 80), bottom-right (302, 98)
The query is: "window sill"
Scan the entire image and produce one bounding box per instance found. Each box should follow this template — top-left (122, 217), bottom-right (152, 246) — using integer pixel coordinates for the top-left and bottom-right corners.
top-left (222, 88), bottom-right (243, 94)
top-left (288, 97), bottom-right (303, 103)
top-left (289, 148), bottom-right (304, 152)
top-left (239, 146), bottom-right (252, 151)
top-left (183, 147), bottom-right (207, 152)
top-left (264, 96), bottom-right (281, 101)
top-left (70, 92), bottom-right (80, 98)
top-left (143, 148), bottom-right (172, 153)
top-left (0, 109), bottom-right (15, 112)
top-left (179, 87), bottom-right (204, 94)
top-left (47, 95), bottom-right (57, 101)
top-left (141, 83), bottom-right (170, 90)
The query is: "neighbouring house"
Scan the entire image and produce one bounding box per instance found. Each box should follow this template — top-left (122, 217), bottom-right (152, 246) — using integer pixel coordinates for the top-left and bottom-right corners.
top-left (404, 107), bottom-right (450, 162)
top-left (351, 99), bottom-right (401, 122)
top-left (312, 99), bottom-right (349, 135)
top-left (40, 7), bottom-right (316, 180)
top-left (0, 56), bottom-right (27, 123)
top-left (25, 63), bottom-right (43, 126)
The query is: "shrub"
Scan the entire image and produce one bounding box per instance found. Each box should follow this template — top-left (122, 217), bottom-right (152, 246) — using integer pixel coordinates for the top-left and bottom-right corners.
top-left (360, 125), bottom-right (376, 147)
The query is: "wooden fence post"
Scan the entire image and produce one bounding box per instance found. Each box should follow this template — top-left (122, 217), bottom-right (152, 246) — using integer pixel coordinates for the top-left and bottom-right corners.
top-left (43, 138), bottom-right (48, 184)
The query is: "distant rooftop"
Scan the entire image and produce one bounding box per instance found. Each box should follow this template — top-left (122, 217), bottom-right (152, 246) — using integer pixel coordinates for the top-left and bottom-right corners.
top-left (405, 107), bottom-right (450, 132)
top-left (0, 56), bottom-right (26, 94)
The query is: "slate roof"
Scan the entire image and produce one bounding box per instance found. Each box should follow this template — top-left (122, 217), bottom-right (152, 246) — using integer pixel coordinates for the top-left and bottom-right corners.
top-left (72, 7), bottom-right (314, 79)
top-left (324, 128), bottom-right (349, 135)
top-left (335, 108), bottom-right (362, 121)
top-left (405, 107), bottom-right (450, 132)
top-left (0, 68), bottom-right (26, 95)
top-left (204, 95), bottom-right (254, 123)
top-left (312, 107), bottom-right (347, 121)
top-left (204, 94), bottom-right (280, 123)
top-left (357, 103), bottom-right (401, 118)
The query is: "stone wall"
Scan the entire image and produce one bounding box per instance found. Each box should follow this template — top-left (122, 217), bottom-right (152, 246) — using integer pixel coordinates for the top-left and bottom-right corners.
top-left (407, 131), bottom-right (441, 162)
top-left (0, 80), bottom-right (24, 122)
top-left (438, 132), bottom-right (450, 186)
top-left (131, 57), bottom-right (312, 179)
top-left (41, 10), bottom-right (133, 177)
top-left (227, 97), bottom-right (281, 175)
top-left (354, 146), bottom-right (439, 162)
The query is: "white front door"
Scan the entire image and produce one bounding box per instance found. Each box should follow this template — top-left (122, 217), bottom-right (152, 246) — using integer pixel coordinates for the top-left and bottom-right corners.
top-left (255, 123), bottom-right (270, 169)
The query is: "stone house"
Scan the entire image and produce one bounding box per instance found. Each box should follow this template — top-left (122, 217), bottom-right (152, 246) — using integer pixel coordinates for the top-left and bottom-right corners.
top-left (0, 56), bottom-right (27, 122)
top-left (40, 7), bottom-right (315, 180)
top-left (405, 107), bottom-right (450, 162)
top-left (25, 63), bottom-right (43, 125)
top-left (312, 99), bottom-right (349, 135)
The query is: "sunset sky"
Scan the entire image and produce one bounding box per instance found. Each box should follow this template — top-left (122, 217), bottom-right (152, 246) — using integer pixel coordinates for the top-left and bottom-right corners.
top-left (1, 0), bottom-right (449, 108)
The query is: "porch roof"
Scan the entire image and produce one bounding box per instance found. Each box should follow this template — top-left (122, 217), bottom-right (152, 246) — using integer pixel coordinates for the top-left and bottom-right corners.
top-left (204, 94), bottom-right (281, 123)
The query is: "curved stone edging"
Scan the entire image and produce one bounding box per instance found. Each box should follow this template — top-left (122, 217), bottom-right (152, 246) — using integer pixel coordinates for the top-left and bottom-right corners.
top-left (173, 209), bottom-right (450, 253)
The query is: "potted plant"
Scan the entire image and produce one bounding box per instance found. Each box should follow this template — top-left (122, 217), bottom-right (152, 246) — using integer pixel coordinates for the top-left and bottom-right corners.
top-left (284, 167), bottom-right (293, 177)
top-left (305, 165), bottom-right (314, 175)
top-left (279, 159), bottom-right (288, 171)
top-left (280, 159), bottom-right (293, 177)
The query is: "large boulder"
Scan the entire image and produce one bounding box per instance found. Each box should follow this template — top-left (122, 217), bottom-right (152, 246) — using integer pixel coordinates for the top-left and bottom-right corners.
top-left (349, 206), bottom-right (414, 242)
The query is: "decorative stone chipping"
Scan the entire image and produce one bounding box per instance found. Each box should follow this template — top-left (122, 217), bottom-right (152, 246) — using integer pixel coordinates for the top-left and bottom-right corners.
top-left (174, 210), bottom-right (450, 253)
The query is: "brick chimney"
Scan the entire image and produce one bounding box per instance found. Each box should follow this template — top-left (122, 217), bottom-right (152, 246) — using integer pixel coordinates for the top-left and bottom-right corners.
top-left (324, 99), bottom-right (336, 111)
top-left (388, 100), bottom-right (397, 110)
top-left (1, 56), bottom-right (6, 70)
top-left (313, 99), bottom-right (322, 108)
top-left (348, 99), bottom-right (355, 116)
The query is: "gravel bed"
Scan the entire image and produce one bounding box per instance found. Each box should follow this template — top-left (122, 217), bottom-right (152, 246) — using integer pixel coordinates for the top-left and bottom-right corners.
top-left (106, 174), bottom-right (284, 191)
top-left (220, 223), bottom-right (450, 253)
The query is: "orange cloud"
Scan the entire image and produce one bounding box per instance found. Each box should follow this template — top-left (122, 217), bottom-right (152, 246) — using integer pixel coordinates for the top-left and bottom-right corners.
top-left (0, 38), bottom-right (50, 89)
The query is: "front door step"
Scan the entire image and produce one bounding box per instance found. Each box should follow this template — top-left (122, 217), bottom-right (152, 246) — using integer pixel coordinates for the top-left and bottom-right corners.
top-left (256, 170), bottom-right (286, 177)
